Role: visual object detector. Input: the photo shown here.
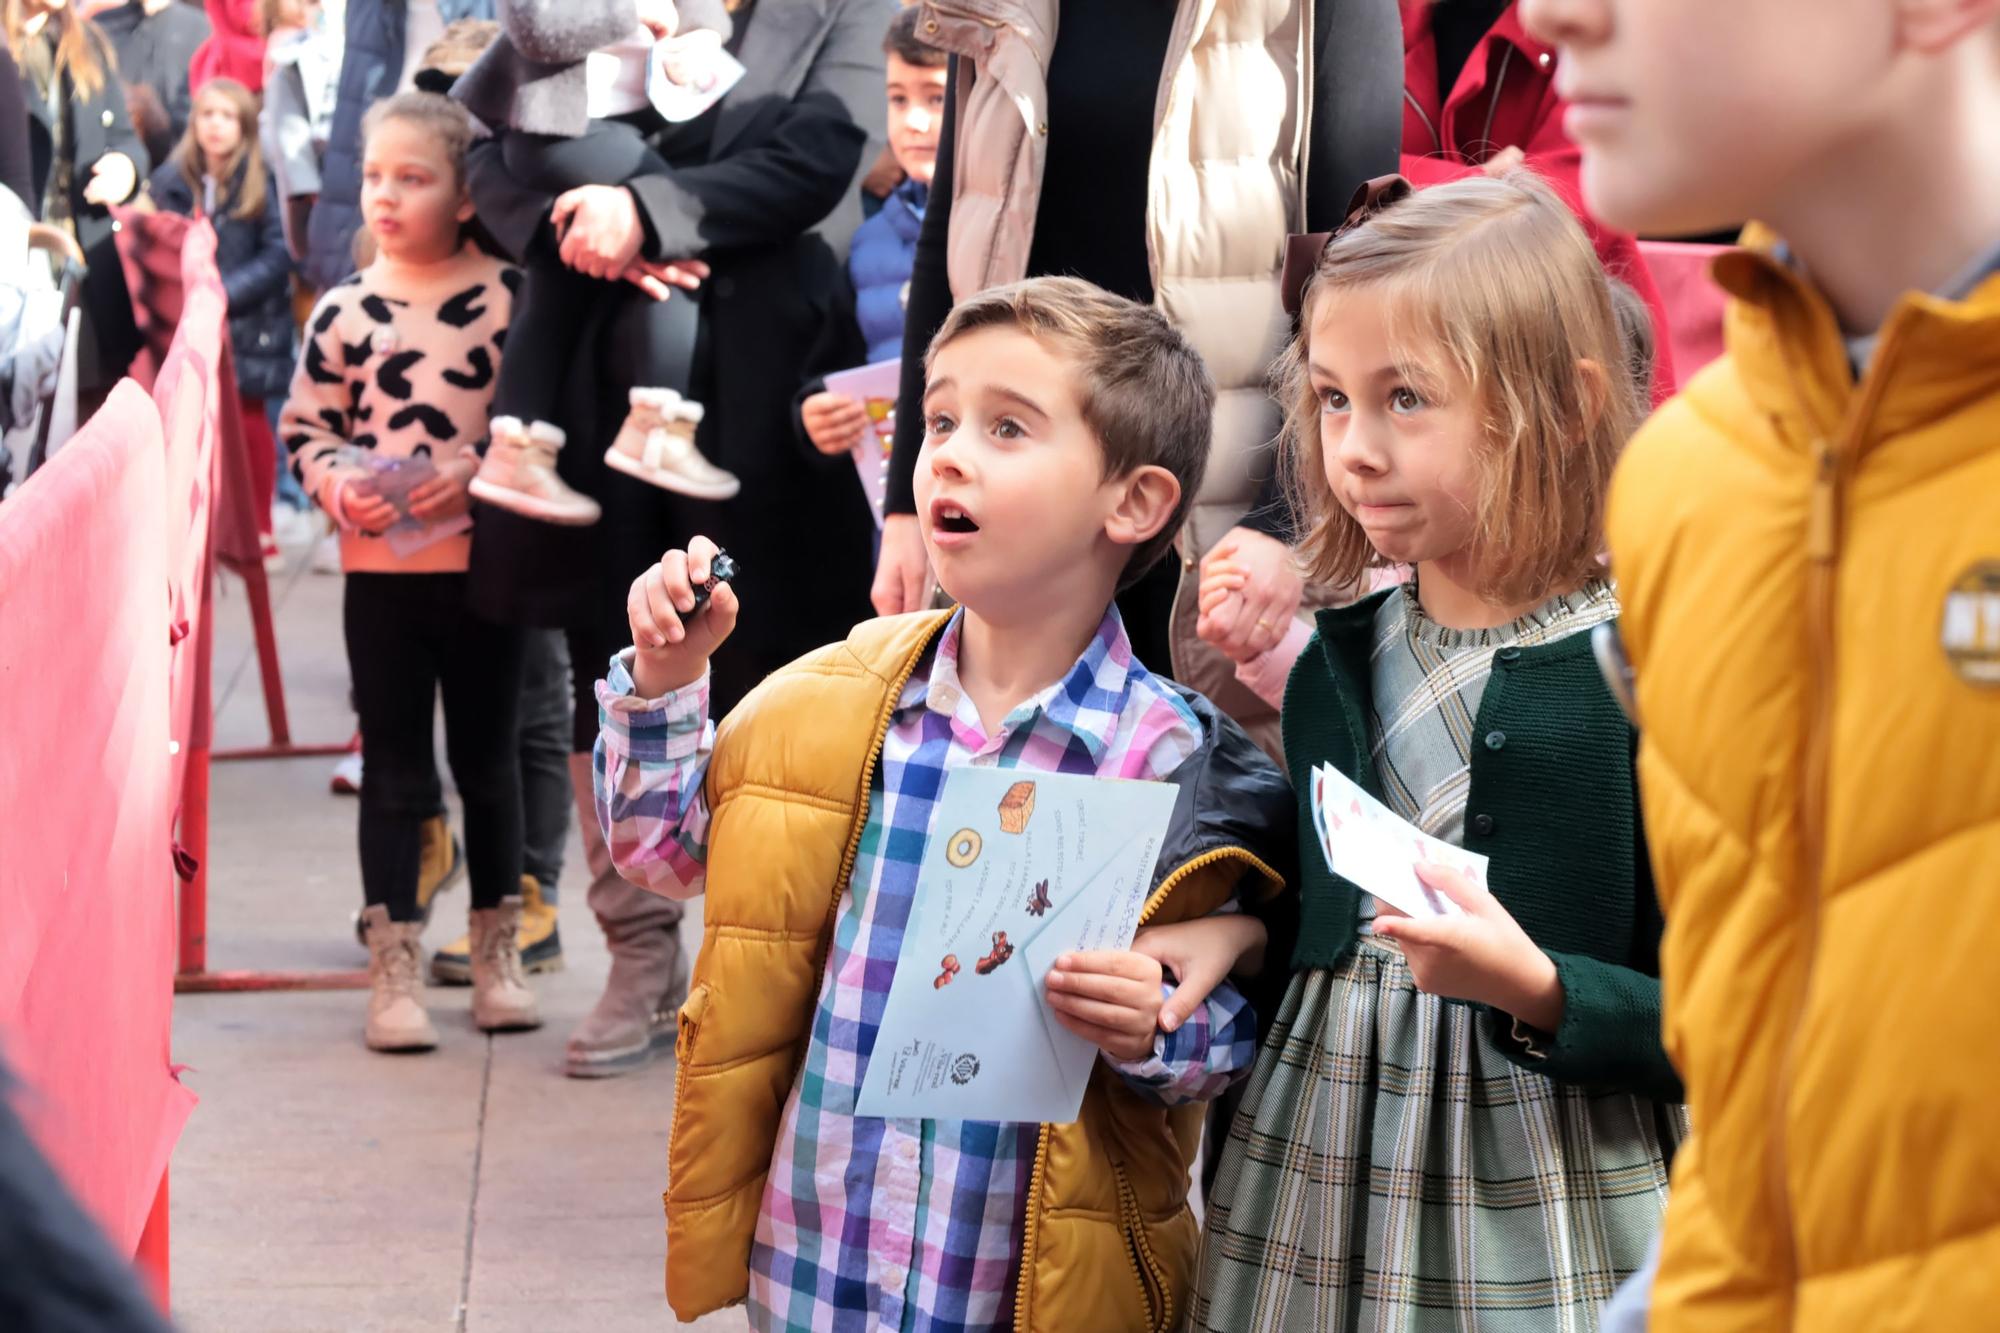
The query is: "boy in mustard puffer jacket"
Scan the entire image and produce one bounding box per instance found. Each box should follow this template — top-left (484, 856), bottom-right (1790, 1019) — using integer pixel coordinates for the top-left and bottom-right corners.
top-left (1522, 1), bottom-right (2000, 1329)
top-left (594, 277), bottom-right (1293, 1330)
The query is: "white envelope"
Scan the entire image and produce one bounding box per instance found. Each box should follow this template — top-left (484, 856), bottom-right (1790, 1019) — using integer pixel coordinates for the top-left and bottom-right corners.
top-left (856, 770), bottom-right (1177, 1124)
top-left (1311, 762), bottom-right (1479, 920)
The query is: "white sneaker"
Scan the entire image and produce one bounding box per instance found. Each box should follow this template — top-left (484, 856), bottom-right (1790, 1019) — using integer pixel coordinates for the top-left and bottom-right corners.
top-left (271, 503), bottom-right (319, 550)
top-left (604, 388), bottom-right (740, 501)
top-left (469, 417), bottom-right (603, 526)
top-left (311, 530), bottom-right (343, 575)
top-left (330, 750), bottom-right (362, 795)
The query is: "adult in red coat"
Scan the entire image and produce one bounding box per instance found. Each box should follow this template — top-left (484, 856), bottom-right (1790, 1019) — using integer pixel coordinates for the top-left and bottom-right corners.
top-left (1399, 0), bottom-right (1674, 394)
top-left (189, 0), bottom-right (265, 94)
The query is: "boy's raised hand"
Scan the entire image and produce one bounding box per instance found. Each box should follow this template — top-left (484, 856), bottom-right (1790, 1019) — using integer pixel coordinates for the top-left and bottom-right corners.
top-left (1044, 951), bottom-right (1165, 1063)
top-left (628, 535), bottom-right (738, 698)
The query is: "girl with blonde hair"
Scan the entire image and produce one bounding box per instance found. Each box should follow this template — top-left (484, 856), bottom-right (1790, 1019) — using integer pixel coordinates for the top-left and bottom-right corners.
top-left (1191, 171), bottom-right (1685, 1331)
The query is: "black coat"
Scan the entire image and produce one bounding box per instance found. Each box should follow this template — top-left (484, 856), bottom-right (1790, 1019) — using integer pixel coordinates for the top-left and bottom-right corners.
top-left (94, 0), bottom-right (210, 149)
top-left (23, 30), bottom-right (146, 254)
top-left (0, 45), bottom-right (33, 212)
top-left (465, 0), bottom-right (893, 716)
top-left (148, 157), bottom-right (295, 398)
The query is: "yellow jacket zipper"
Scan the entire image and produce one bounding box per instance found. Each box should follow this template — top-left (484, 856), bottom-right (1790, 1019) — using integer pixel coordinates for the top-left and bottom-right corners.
top-left (1014, 844), bottom-right (1283, 1330)
top-left (1770, 318), bottom-right (1904, 1290)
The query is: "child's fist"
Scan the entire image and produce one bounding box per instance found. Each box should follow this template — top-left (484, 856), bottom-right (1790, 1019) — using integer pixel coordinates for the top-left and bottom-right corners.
top-left (628, 535), bottom-right (738, 697)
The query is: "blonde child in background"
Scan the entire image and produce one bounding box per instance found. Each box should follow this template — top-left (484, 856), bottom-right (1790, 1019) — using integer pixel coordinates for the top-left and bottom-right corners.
top-left (282, 92), bottom-right (537, 1053)
top-left (1192, 173), bottom-right (1683, 1332)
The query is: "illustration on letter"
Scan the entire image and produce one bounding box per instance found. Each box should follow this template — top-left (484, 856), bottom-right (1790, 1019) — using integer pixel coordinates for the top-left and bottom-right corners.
top-left (975, 931), bottom-right (1015, 975)
top-left (997, 780), bottom-right (1037, 834)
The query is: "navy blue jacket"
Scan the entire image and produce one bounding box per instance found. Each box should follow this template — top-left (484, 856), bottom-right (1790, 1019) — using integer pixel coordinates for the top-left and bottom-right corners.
top-left (150, 157), bottom-right (296, 398)
top-left (302, 0), bottom-right (493, 290)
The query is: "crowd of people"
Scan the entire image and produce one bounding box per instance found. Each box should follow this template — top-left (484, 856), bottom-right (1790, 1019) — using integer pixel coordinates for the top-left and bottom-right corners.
top-left (2, 0), bottom-right (1995, 1328)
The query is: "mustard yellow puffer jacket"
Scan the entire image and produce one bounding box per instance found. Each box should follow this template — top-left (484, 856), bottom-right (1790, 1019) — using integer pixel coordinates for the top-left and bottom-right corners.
top-left (1607, 233), bottom-right (2000, 1330)
top-left (661, 611), bottom-right (1293, 1330)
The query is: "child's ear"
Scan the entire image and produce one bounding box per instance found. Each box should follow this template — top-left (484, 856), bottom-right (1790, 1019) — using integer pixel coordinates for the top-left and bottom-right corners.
top-left (1103, 465), bottom-right (1182, 550)
top-left (1576, 357), bottom-right (1613, 432)
top-left (1896, 0), bottom-right (2000, 54)
top-left (455, 189), bottom-right (476, 226)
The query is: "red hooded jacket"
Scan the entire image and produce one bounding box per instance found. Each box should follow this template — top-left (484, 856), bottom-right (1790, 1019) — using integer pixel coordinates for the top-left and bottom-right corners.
top-left (1400, 0), bottom-right (1675, 395)
top-left (189, 0), bottom-right (266, 94)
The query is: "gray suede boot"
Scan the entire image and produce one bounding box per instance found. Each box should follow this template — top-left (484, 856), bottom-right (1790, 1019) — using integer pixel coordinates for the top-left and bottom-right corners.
top-left (563, 919), bottom-right (687, 1077)
top-left (564, 753), bottom-right (688, 1077)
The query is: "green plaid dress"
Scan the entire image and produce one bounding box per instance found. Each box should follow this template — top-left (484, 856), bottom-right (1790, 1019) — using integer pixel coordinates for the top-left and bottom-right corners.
top-left (1193, 583), bottom-right (1686, 1332)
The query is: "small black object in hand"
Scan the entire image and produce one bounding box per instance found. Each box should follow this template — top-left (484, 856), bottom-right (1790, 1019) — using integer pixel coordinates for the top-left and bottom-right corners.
top-left (690, 551), bottom-right (739, 613)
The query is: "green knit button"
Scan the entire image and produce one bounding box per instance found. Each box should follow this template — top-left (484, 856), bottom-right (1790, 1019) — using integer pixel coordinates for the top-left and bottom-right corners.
top-left (1484, 730), bottom-right (1507, 751)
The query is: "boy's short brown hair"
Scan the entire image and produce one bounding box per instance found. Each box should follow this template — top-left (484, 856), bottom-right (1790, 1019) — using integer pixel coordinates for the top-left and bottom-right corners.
top-left (884, 6), bottom-right (946, 67)
top-left (927, 277), bottom-right (1215, 590)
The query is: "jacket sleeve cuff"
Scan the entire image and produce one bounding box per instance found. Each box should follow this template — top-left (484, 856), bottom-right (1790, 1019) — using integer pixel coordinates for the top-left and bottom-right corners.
top-left (597, 652), bottom-right (712, 763)
top-left (1486, 950), bottom-right (1683, 1104)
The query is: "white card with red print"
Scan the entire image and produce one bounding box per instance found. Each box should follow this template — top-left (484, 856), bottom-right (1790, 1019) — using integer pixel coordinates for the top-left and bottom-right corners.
top-left (1309, 763), bottom-right (1485, 920)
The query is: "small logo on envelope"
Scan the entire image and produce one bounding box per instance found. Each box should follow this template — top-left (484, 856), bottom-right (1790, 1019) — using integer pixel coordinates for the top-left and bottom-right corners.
top-left (950, 1054), bottom-right (981, 1086)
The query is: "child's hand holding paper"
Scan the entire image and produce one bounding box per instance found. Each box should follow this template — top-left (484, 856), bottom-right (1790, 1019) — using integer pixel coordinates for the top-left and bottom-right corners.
top-left (1371, 863), bottom-right (1565, 1033)
top-left (1043, 951), bottom-right (1166, 1062)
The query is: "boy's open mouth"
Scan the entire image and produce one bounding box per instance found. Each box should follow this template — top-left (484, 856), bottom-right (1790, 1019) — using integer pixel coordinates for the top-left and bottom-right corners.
top-left (932, 501), bottom-right (980, 535)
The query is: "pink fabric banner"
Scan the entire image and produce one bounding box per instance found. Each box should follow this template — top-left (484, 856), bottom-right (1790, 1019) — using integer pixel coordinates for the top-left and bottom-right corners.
top-left (0, 381), bottom-right (196, 1253)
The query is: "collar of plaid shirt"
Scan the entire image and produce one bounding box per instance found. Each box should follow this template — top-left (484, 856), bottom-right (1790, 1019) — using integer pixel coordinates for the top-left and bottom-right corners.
top-left (906, 605), bottom-right (1140, 763)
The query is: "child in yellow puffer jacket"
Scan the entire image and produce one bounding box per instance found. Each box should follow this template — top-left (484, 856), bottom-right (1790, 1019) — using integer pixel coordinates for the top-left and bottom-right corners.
top-left (1522, 1), bottom-right (2000, 1329)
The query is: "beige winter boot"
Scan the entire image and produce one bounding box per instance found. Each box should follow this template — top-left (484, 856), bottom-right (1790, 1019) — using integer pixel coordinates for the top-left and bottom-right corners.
top-left (469, 896), bottom-right (543, 1033)
top-left (470, 416), bottom-right (603, 526)
top-left (604, 387), bottom-right (740, 500)
top-left (361, 905), bottom-right (439, 1053)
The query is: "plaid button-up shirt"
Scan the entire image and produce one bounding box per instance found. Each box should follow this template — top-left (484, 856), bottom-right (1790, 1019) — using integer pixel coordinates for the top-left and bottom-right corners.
top-left (597, 608), bottom-right (1258, 1332)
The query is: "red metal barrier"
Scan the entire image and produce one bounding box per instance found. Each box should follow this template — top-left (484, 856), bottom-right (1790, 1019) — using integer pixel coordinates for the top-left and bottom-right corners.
top-left (123, 217), bottom-right (371, 995)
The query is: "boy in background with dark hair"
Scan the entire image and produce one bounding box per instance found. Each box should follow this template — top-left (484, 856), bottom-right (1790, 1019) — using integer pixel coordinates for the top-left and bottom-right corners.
top-left (794, 5), bottom-right (945, 459)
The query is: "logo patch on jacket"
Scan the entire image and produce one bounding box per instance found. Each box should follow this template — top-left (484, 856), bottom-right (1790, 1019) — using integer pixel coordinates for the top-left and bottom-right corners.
top-left (1942, 562), bottom-right (2000, 685)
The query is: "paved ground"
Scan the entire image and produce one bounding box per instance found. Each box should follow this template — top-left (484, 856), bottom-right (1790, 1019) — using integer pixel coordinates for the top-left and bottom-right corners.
top-left (171, 536), bottom-right (737, 1332)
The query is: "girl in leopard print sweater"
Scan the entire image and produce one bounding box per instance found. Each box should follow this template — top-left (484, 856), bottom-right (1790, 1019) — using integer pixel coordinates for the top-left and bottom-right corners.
top-left (279, 91), bottom-right (540, 1055)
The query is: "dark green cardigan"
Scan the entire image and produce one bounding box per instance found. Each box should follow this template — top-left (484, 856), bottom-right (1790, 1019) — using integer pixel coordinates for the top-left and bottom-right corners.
top-left (1278, 592), bottom-right (1682, 1104)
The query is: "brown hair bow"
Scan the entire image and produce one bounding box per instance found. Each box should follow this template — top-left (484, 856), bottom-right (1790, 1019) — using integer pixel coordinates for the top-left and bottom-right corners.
top-left (1280, 174), bottom-right (1414, 317)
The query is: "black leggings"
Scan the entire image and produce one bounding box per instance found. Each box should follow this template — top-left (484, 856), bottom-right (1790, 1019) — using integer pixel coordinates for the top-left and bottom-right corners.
top-left (344, 574), bottom-right (526, 920)
top-left (492, 122), bottom-right (702, 428)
